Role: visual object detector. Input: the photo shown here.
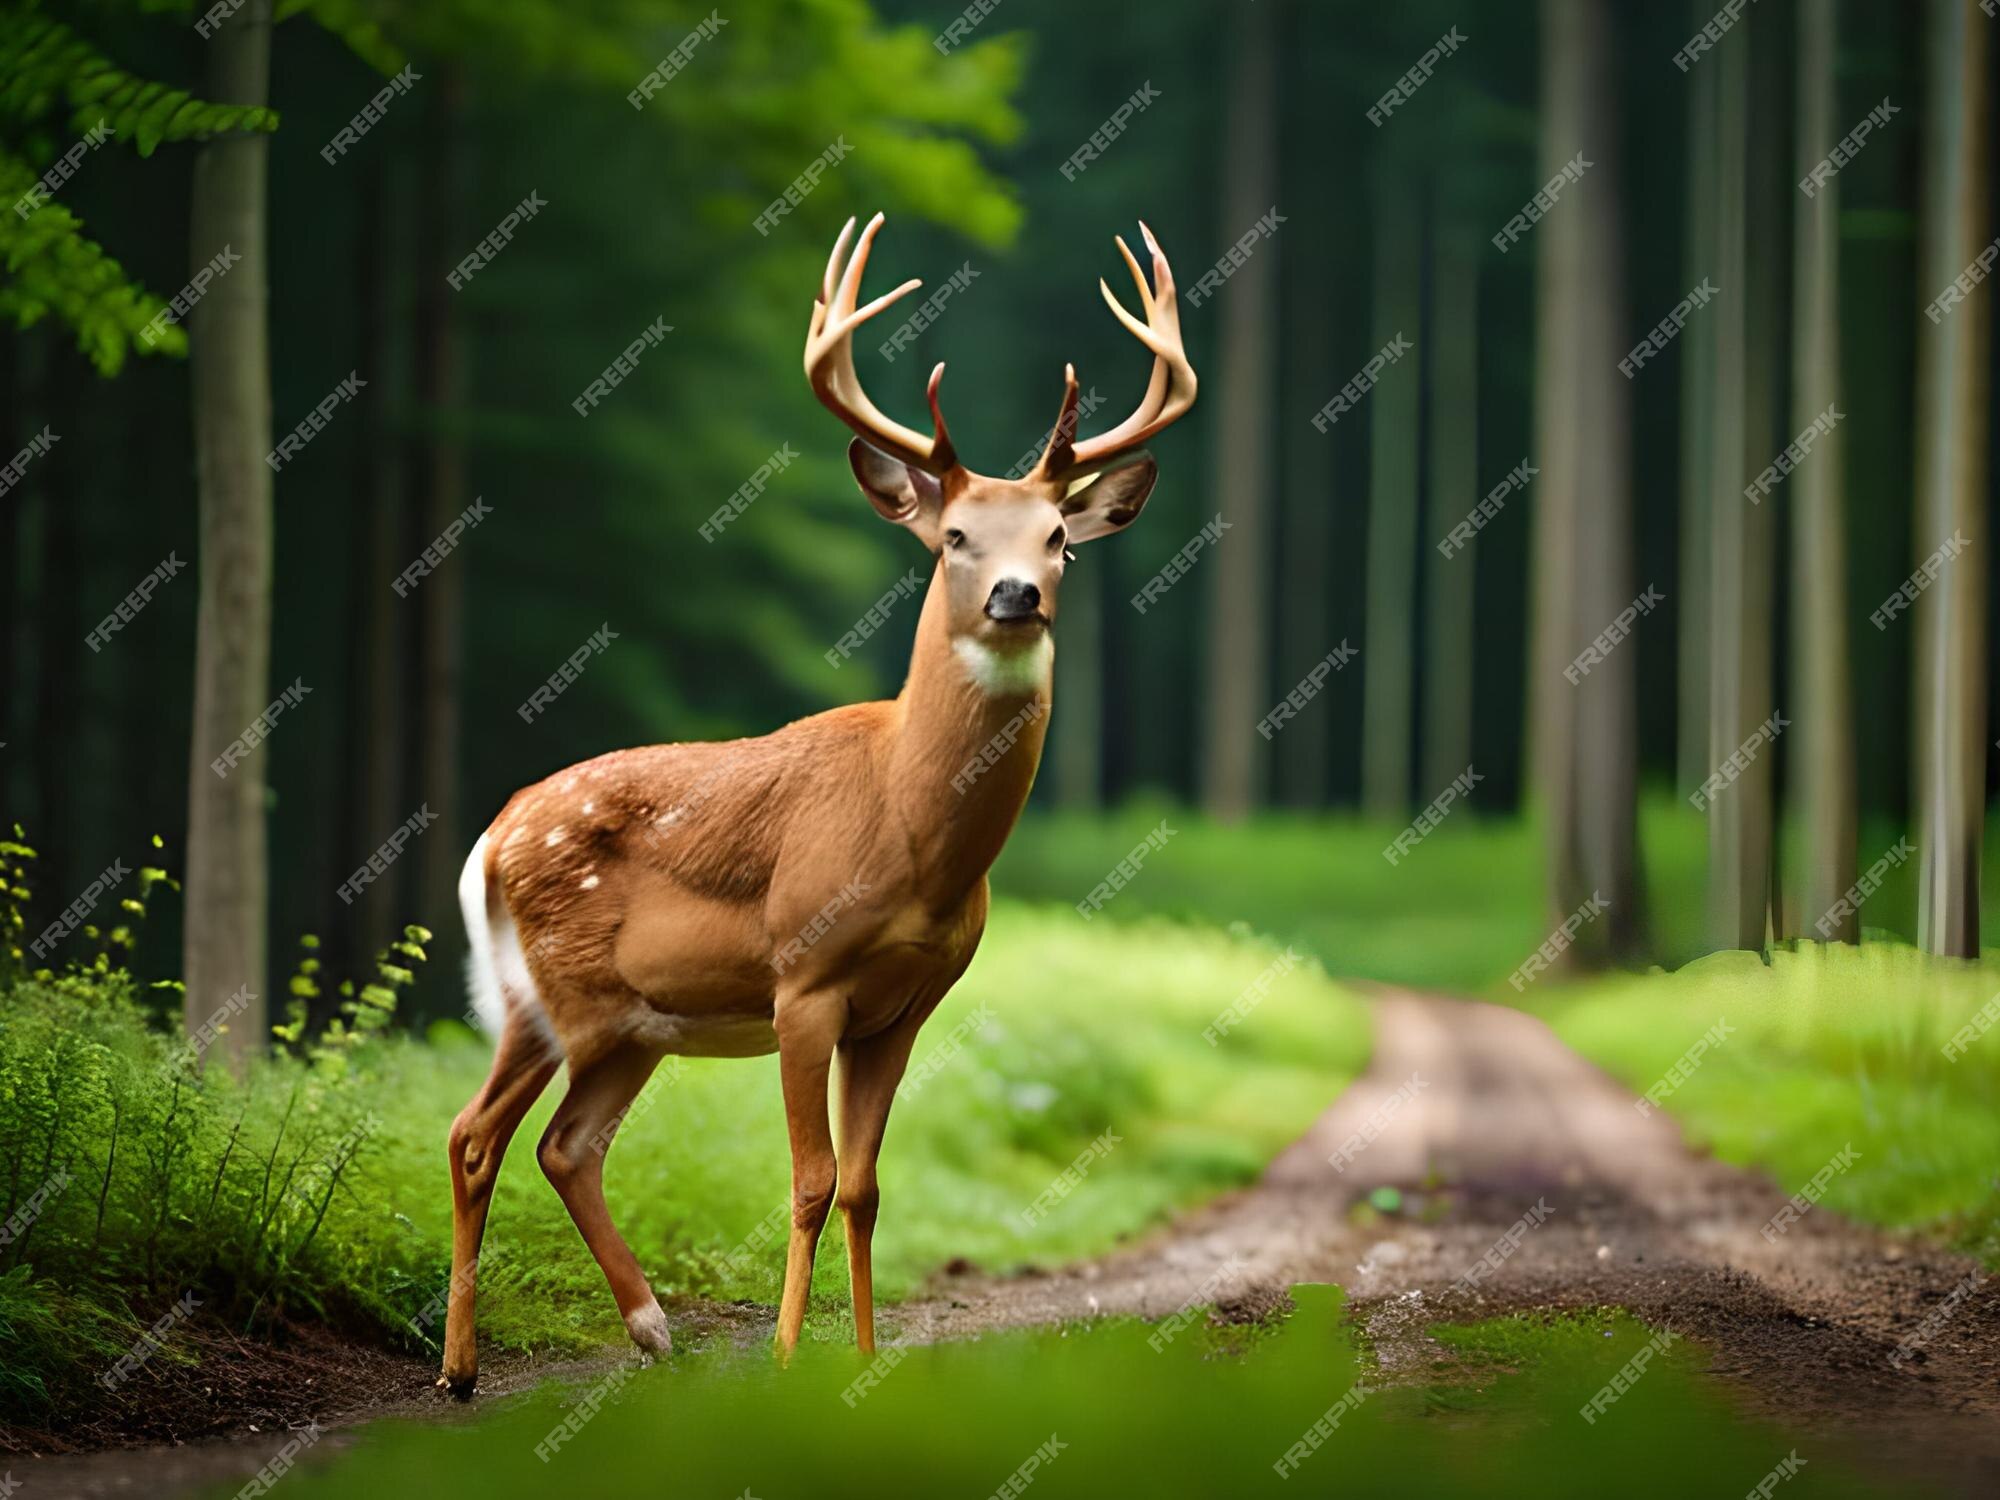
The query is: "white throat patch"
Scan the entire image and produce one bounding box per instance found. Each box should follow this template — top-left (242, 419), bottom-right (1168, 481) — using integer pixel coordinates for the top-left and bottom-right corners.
top-left (954, 633), bottom-right (1052, 697)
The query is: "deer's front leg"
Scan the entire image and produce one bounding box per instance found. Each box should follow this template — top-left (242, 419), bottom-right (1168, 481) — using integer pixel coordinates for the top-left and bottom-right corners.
top-left (774, 994), bottom-right (844, 1360)
top-left (835, 1011), bottom-right (928, 1354)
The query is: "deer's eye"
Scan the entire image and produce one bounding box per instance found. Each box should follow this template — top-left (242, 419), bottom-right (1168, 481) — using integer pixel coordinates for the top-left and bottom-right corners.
top-left (1047, 526), bottom-right (1067, 551)
top-left (944, 528), bottom-right (967, 551)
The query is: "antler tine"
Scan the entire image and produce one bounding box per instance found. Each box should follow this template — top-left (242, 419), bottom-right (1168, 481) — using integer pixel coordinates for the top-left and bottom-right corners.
top-left (803, 212), bottom-right (960, 476)
top-left (1036, 222), bottom-right (1198, 480)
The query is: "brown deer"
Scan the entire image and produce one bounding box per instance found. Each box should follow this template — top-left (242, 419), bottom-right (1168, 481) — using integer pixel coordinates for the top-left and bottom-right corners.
top-left (440, 212), bottom-right (1196, 1395)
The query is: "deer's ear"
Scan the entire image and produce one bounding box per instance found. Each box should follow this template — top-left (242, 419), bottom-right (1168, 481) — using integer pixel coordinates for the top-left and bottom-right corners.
top-left (1060, 453), bottom-right (1158, 543)
top-left (849, 439), bottom-right (943, 548)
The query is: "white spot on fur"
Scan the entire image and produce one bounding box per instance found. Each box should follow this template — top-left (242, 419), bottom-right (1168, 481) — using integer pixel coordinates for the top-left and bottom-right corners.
top-left (954, 633), bottom-right (1053, 696)
top-left (581, 873), bottom-right (600, 890)
top-left (546, 827), bottom-right (565, 846)
top-left (581, 800), bottom-right (595, 815)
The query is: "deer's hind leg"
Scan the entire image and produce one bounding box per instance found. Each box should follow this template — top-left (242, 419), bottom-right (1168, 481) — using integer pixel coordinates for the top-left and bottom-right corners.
top-left (444, 1010), bottom-right (560, 1397)
top-left (537, 1038), bottom-right (675, 1357)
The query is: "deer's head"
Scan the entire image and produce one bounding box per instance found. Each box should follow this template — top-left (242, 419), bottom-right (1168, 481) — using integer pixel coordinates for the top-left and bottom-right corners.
top-left (804, 214), bottom-right (1197, 683)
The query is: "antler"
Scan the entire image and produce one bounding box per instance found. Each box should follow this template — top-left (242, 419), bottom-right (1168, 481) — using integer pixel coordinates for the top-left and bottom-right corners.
top-left (1035, 221), bottom-right (1198, 481)
top-left (805, 213), bottom-right (959, 475)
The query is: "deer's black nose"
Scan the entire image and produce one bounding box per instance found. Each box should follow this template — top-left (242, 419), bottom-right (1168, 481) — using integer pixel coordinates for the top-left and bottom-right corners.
top-left (985, 579), bottom-right (1042, 621)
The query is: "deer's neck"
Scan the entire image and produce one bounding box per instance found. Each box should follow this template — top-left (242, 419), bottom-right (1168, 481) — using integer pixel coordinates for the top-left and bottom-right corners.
top-left (886, 564), bottom-right (1050, 908)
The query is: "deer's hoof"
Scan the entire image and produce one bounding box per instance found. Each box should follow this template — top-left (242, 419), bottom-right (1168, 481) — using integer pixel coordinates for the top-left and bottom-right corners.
top-left (626, 1303), bottom-right (673, 1359)
top-left (440, 1370), bottom-right (478, 1401)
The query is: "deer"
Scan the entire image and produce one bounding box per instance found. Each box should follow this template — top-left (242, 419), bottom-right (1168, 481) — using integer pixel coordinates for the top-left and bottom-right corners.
top-left (440, 211), bottom-right (1196, 1396)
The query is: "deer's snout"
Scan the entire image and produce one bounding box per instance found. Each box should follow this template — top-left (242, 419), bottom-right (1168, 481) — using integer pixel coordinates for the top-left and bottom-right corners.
top-left (984, 579), bottom-right (1043, 622)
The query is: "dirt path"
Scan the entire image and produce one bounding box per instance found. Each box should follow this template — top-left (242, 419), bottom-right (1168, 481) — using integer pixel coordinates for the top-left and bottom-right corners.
top-left (16, 991), bottom-right (2000, 1495)
top-left (894, 991), bottom-right (2000, 1484)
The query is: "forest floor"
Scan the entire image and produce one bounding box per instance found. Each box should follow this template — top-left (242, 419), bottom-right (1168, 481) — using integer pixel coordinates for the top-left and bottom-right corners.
top-left (15, 990), bottom-right (2000, 1498)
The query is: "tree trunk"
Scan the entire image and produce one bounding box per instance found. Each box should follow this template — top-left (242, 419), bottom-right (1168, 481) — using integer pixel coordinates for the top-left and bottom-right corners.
top-left (1360, 177), bottom-right (1421, 819)
top-left (33, 351), bottom-right (82, 903)
top-left (1789, 0), bottom-right (1858, 942)
top-left (1198, 0), bottom-right (1279, 822)
top-left (1422, 194), bottom-right (1477, 797)
top-left (1706, 19), bottom-right (1776, 953)
top-left (1911, 0), bottom-right (1990, 957)
top-left (1276, 225), bottom-right (1334, 809)
top-left (413, 71), bottom-right (469, 971)
top-left (182, 0), bottom-right (272, 1064)
top-left (1677, 15), bottom-right (1718, 801)
top-left (1051, 561), bottom-right (1102, 809)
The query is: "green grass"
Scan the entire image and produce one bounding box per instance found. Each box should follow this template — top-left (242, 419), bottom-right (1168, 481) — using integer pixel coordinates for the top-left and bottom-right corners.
top-left (0, 901), bottom-right (1370, 1419)
top-left (1544, 943), bottom-right (2000, 1263)
top-left (182, 1288), bottom-right (1922, 1500)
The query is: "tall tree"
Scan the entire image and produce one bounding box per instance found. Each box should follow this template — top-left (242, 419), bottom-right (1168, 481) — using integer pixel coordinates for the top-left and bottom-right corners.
top-left (1422, 186), bottom-right (1478, 796)
top-left (1530, 0), bottom-right (1640, 955)
top-left (1705, 16), bottom-right (1777, 952)
top-left (1360, 174), bottom-right (1421, 818)
top-left (1676, 13), bottom-right (1718, 801)
top-left (182, 0), bottom-right (274, 1064)
top-left (1199, 0), bottom-right (1280, 821)
top-left (1911, 0), bottom-right (1990, 957)
top-left (1789, 0), bottom-right (1858, 941)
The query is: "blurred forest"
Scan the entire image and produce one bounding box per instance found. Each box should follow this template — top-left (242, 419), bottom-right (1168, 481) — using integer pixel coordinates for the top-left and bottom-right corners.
top-left (1, 0), bottom-right (1995, 1033)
